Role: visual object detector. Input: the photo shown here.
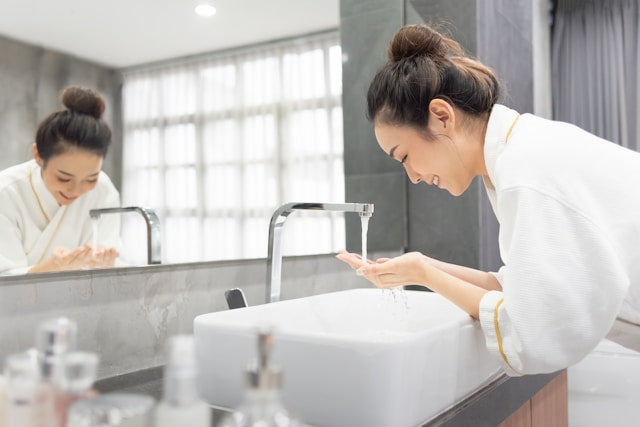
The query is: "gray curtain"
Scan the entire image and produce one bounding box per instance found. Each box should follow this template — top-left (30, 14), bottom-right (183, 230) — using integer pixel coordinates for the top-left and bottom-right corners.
top-left (552, 0), bottom-right (639, 151)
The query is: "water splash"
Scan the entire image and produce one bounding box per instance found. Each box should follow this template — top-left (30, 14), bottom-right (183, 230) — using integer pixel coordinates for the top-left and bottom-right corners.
top-left (378, 287), bottom-right (410, 330)
top-left (383, 287), bottom-right (409, 311)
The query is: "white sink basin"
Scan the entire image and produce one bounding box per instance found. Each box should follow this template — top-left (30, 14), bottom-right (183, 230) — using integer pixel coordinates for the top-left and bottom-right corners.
top-left (194, 288), bottom-right (500, 427)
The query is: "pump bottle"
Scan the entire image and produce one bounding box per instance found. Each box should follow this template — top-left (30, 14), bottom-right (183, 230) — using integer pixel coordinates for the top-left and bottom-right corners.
top-left (34, 317), bottom-right (78, 427)
top-left (154, 335), bottom-right (211, 427)
top-left (218, 330), bottom-right (299, 427)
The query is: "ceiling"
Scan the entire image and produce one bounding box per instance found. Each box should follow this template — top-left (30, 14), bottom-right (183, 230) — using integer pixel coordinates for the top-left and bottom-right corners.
top-left (0, 0), bottom-right (340, 69)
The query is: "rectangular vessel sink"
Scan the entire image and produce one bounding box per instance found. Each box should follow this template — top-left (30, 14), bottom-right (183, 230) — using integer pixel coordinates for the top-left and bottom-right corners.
top-left (194, 288), bottom-right (500, 427)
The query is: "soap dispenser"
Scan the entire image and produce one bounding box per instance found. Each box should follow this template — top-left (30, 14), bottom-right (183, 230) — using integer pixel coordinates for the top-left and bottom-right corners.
top-left (218, 330), bottom-right (299, 427)
top-left (154, 335), bottom-right (211, 427)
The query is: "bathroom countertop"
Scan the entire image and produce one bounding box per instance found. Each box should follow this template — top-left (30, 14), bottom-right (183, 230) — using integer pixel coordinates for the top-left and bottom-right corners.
top-left (423, 370), bottom-right (561, 426)
top-left (95, 366), bottom-right (562, 426)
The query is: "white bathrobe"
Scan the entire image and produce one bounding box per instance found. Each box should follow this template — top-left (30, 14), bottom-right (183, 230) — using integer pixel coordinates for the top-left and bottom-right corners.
top-left (0, 159), bottom-right (121, 275)
top-left (479, 105), bottom-right (640, 376)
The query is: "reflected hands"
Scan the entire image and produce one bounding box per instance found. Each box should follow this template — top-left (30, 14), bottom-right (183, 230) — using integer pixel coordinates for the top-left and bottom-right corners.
top-left (51, 245), bottom-right (93, 271)
top-left (336, 250), bottom-right (430, 290)
top-left (88, 245), bottom-right (119, 268)
top-left (52, 245), bottom-right (119, 270)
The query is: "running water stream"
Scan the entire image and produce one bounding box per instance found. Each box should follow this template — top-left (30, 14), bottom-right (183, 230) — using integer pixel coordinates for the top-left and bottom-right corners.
top-left (360, 215), bottom-right (369, 263)
top-left (91, 218), bottom-right (99, 253)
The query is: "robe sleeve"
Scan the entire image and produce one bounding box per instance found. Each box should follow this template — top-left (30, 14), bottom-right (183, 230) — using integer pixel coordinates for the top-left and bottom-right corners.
top-left (479, 186), bottom-right (629, 376)
top-left (0, 190), bottom-right (29, 275)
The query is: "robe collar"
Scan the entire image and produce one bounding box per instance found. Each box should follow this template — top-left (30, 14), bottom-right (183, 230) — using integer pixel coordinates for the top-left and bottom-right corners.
top-left (483, 104), bottom-right (521, 189)
top-left (30, 159), bottom-right (61, 222)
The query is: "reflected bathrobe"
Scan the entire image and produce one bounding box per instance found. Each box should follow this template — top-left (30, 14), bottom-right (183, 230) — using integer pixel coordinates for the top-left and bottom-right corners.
top-left (479, 105), bottom-right (640, 376)
top-left (0, 159), bottom-right (120, 275)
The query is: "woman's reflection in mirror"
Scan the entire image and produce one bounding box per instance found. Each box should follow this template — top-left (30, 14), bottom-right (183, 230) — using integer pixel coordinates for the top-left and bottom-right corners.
top-left (0, 86), bottom-right (121, 274)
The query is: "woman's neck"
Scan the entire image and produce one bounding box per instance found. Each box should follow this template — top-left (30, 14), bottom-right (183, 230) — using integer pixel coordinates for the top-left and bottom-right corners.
top-left (462, 113), bottom-right (490, 177)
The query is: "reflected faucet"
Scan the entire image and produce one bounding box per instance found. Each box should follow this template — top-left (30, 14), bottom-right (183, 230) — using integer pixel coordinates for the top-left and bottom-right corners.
top-left (266, 202), bottom-right (374, 303)
top-left (89, 207), bottom-right (162, 265)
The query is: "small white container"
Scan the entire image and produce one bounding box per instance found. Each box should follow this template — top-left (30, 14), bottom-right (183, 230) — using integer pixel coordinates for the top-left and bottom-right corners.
top-left (4, 350), bottom-right (39, 427)
top-left (67, 393), bottom-right (155, 427)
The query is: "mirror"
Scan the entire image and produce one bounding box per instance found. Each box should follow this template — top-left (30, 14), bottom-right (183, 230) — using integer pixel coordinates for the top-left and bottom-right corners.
top-left (0, 0), bottom-right (343, 276)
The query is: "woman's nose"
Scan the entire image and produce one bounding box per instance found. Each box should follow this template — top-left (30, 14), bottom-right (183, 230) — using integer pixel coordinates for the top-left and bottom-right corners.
top-left (404, 163), bottom-right (421, 184)
top-left (66, 181), bottom-right (80, 195)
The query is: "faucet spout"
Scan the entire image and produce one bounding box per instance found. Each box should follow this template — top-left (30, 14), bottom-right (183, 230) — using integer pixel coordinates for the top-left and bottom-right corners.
top-left (89, 207), bottom-right (162, 265)
top-left (266, 202), bottom-right (374, 304)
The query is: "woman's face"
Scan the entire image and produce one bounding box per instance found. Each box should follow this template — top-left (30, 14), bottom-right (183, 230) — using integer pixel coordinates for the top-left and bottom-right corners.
top-left (34, 146), bottom-right (103, 206)
top-left (374, 122), bottom-right (476, 197)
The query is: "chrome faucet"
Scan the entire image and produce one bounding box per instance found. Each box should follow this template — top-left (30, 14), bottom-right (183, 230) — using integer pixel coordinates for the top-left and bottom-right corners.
top-left (89, 207), bottom-right (162, 265)
top-left (266, 202), bottom-right (374, 303)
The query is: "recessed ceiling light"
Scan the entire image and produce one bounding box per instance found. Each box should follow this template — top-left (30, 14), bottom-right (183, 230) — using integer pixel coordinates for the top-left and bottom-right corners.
top-left (195, 3), bottom-right (216, 17)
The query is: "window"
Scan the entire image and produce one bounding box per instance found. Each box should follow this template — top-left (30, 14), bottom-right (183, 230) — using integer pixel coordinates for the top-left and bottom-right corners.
top-left (121, 33), bottom-right (344, 264)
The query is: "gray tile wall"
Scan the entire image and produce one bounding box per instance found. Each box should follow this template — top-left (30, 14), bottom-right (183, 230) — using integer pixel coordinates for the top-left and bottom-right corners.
top-left (0, 35), bottom-right (123, 189)
top-left (341, 0), bottom-right (407, 254)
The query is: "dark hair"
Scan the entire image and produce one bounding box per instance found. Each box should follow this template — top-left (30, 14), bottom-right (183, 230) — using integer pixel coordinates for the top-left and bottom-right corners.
top-left (367, 24), bottom-right (500, 131)
top-left (35, 86), bottom-right (112, 163)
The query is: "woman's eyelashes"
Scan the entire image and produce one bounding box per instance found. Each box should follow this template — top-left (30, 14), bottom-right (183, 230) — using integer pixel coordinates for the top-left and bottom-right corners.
top-left (57, 177), bottom-right (98, 184)
top-left (401, 154), bottom-right (408, 164)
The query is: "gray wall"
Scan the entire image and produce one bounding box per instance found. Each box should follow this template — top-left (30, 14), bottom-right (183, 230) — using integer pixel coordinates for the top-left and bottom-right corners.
top-left (0, 35), bottom-right (123, 189)
top-left (341, 0), bottom-right (552, 272)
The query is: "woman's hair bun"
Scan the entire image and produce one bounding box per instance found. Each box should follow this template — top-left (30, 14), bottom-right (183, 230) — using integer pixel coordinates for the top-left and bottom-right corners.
top-left (61, 86), bottom-right (106, 119)
top-left (387, 24), bottom-right (454, 63)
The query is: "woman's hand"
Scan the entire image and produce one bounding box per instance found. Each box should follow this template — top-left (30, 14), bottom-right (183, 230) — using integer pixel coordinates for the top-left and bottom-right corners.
top-left (335, 249), bottom-right (376, 269)
top-left (359, 251), bottom-right (431, 289)
top-left (336, 250), bottom-right (431, 289)
top-left (88, 245), bottom-right (119, 268)
top-left (32, 245), bottom-right (119, 273)
top-left (51, 245), bottom-right (94, 270)
top-left (52, 245), bottom-right (119, 270)
top-left (337, 250), bottom-right (493, 319)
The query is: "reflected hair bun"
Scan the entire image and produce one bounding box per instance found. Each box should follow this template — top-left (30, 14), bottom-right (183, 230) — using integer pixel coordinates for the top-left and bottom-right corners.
top-left (61, 86), bottom-right (106, 119)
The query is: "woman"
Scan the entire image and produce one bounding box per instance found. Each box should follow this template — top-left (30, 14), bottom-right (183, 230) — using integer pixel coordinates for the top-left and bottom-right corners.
top-left (0, 86), bottom-right (120, 274)
top-left (337, 24), bottom-right (640, 376)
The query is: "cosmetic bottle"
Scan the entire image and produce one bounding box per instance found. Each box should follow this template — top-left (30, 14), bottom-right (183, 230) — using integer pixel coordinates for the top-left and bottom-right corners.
top-left (4, 349), bottom-right (39, 427)
top-left (218, 330), bottom-right (299, 427)
top-left (34, 317), bottom-right (78, 427)
top-left (154, 335), bottom-right (211, 427)
top-left (37, 317), bottom-right (77, 372)
top-left (56, 351), bottom-right (99, 427)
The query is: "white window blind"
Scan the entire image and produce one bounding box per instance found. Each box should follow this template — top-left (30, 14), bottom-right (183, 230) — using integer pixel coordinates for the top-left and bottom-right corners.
top-left (120, 32), bottom-right (345, 264)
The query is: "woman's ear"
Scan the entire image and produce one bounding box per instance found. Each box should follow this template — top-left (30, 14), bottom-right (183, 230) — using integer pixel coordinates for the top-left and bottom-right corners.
top-left (427, 99), bottom-right (455, 134)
